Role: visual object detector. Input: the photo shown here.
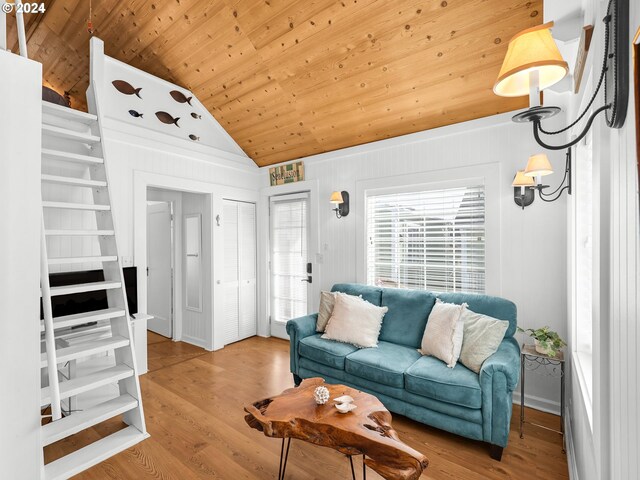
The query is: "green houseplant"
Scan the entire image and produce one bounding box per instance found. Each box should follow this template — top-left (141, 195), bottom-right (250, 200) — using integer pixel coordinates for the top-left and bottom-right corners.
top-left (517, 326), bottom-right (567, 357)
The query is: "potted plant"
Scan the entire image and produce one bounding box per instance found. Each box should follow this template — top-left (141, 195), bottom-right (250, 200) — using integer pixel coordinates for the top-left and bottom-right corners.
top-left (518, 326), bottom-right (567, 357)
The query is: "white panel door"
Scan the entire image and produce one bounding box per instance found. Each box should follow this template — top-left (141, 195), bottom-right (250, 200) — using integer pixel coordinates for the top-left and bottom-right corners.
top-left (238, 202), bottom-right (257, 339)
top-left (269, 193), bottom-right (310, 339)
top-left (222, 201), bottom-right (239, 345)
top-left (222, 200), bottom-right (257, 345)
top-left (147, 202), bottom-right (173, 337)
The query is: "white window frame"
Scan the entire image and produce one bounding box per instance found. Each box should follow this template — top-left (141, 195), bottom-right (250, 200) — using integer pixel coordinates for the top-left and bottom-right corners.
top-left (356, 164), bottom-right (501, 295)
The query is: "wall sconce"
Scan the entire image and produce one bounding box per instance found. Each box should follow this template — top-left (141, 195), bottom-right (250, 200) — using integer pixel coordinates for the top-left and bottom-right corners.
top-left (330, 191), bottom-right (349, 218)
top-left (513, 150), bottom-right (572, 209)
top-left (494, 0), bottom-right (629, 150)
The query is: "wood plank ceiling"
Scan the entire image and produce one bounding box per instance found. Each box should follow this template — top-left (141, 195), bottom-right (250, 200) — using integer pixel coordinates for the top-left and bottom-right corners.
top-left (7, 0), bottom-right (542, 166)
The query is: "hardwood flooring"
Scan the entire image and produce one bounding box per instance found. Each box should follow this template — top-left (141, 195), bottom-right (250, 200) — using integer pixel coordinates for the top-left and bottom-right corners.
top-left (44, 334), bottom-right (569, 479)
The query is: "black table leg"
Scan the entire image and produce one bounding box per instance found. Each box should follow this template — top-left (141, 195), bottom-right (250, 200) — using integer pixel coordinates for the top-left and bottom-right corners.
top-left (278, 438), bottom-right (291, 480)
top-left (349, 455), bottom-right (356, 480)
top-left (363, 455), bottom-right (366, 480)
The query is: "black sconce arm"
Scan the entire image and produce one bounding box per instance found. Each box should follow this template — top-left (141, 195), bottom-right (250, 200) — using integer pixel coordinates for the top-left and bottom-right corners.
top-left (532, 105), bottom-right (610, 151)
top-left (536, 148), bottom-right (572, 202)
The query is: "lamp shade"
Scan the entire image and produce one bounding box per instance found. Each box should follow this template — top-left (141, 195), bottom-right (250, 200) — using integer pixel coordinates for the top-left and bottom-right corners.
top-left (512, 170), bottom-right (535, 187)
top-left (330, 191), bottom-right (344, 204)
top-left (493, 22), bottom-right (568, 97)
top-left (524, 153), bottom-right (554, 177)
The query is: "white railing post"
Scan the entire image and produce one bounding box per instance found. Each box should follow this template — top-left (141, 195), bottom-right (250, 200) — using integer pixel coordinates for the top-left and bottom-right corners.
top-left (0, 8), bottom-right (7, 51)
top-left (15, 0), bottom-right (27, 57)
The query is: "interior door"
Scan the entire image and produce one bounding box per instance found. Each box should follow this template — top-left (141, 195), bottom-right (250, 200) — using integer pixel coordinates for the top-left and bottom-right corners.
top-left (146, 202), bottom-right (173, 337)
top-left (269, 193), bottom-right (311, 339)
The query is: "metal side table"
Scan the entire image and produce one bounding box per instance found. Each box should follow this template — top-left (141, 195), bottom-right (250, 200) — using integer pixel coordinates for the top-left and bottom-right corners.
top-left (520, 344), bottom-right (565, 452)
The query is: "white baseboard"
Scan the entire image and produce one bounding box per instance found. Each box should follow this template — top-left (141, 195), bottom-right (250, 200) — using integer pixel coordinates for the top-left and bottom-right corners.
top-left (564, 405), bottom-right (579, 480)
top-left (512, 391), bottom-right (561, 416)
top-left (180, 334), bottom-right (209, 350)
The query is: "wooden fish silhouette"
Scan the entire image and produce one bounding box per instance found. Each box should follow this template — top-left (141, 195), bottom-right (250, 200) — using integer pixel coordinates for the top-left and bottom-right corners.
top-left (112, 80), bottom-right (142, 98)
top-left (170, 90), bottom-right (192, 105)
top-left (189, 134), bottom-right (200, 141)
top-left (190, 112), bottom-right (202, 119)
top-left (128, 110), bottom-right (143, 118)
top-left (155, 111), bottom-right (180, 127)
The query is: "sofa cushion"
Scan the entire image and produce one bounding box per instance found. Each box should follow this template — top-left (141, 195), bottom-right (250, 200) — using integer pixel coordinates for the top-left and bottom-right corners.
top-left (380, 288), bottom-right (436, 348)
top-left (331, 283), bottom-right (383, 306)
top-left (404, 356), bottom-right (482, 409)
top-left (299, 334), bottom-right (358, 370)
top-left (438, 292), bottom-right (517, 338)
top-left (345, 341), bottom-right (421, 388)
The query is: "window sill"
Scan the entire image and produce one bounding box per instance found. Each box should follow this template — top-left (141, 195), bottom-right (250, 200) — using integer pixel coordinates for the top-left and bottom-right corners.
top-left (573, 349), bottom-right (594, 430)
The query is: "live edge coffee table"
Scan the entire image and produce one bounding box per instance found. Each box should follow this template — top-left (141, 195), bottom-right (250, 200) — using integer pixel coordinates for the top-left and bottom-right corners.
top-left (244, 378), bottom-right (428, 480)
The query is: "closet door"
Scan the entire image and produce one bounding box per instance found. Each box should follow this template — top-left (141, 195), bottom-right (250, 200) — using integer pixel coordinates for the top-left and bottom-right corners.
top-left (238, 202), bottom-right (257, 340)
top-left (222, 200), bottom-right (257, 345)
top-left (222, 200), bottom-right (239, 345)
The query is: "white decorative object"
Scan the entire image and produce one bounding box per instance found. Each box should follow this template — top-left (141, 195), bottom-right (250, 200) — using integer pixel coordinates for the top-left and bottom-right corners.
top-left (314, 386), bottom-right (330, 405)
top-left (334, 395), bottom-right (354, 404)
top-left (336, 403), bottom-right (358, 414)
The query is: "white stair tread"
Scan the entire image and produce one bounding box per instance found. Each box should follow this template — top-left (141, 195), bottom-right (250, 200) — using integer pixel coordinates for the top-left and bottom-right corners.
top-left (48, 256), bottom-right (118, 265)
top-left (49, 281), bottom-right (121, 297)
top-left (42, 201), bottom-right (110, 211)
top-left (45, 229), bottom-right (115, 236)
top-left (42, 394), bottom-right (138, 447)
top-left (43, 426), bottom-right (146, 480)
top-left (41, 335), bottom-right (129, 367)
top-left (42, 101), bottom-right (97, 124)
top-left (42, 124), bottom-right (101, 144)
top-left (41, 174), bottom-right (107, 188)
top-left (42, 148), bottom-right (103, 164)
top-left (41, 364), bottom-right (134, 406)
top-left (41, 308), bottom-right (126, 332)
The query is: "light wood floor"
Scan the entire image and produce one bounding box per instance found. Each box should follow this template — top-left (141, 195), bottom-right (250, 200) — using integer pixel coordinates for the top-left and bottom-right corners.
top-left (45, 333), bottom-right (569, 479)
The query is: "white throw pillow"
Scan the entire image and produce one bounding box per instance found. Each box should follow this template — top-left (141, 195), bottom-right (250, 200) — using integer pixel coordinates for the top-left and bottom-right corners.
top-left (458, 309), bottom-right (509, 373)
top-left (316, 291), bottom-right (337, 332)
top-left (322, 292), bottom-right (388, 348)
top-left (419, 299), bottom-right (467, 368)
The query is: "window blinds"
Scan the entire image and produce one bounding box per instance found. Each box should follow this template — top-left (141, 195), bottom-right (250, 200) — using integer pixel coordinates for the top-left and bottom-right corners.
top-left (366, 185), bottom-right (486, 294)
top-left (270, 196), bottom-right (309, 324)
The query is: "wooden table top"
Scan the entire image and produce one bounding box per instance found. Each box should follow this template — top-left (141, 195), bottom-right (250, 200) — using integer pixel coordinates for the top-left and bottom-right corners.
top-left (244, 377), bottom-right (429, 480)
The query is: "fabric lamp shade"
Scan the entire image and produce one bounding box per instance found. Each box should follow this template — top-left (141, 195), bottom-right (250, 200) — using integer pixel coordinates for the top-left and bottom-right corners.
top-left (493, 22), bottom-right (568, 97)
top-left (524, 153), bottom-right (554, 177)
top-left (512, 170), bottom-right (535, 187)
top-left (330, 191), bottom-right (344, 204)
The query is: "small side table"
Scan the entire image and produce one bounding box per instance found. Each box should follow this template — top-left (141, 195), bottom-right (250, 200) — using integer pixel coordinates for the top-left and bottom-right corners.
top-left (520, 344), bottom-right (565, 452)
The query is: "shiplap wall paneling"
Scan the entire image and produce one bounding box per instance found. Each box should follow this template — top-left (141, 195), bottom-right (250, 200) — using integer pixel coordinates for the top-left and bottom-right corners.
top-left (222, 200), bottom-right (257, 345)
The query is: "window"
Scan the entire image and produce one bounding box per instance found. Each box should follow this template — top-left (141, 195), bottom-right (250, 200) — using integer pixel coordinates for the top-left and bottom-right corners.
top-left (366, 185), bottom-right (486, 293)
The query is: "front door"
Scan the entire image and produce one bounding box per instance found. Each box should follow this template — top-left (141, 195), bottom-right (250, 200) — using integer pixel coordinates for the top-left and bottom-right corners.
top-left (269, 193), bottom-right (312, 339)
top-left (147, 201), bottom-right (173, 338)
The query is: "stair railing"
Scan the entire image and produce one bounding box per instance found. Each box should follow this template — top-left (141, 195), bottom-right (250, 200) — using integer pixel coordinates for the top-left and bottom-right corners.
top-left (1, 0), bottom-right (28, 57)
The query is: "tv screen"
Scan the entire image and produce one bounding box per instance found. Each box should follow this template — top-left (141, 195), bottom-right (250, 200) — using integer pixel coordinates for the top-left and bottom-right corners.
top-left (41, 266), bottom-right (138, 320)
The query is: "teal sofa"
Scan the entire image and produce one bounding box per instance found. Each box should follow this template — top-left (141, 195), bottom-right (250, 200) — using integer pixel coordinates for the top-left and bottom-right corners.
top-left (286, 283), bottom-right (520, 460)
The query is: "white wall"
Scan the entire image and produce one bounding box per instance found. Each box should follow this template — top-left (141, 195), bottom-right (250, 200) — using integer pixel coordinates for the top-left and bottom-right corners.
top-left (566, 1), bottom-right (640, 479)
top-left (0, 50), bottom-right (43, 480)
top-left (259, 113), bottom-right (570, 411)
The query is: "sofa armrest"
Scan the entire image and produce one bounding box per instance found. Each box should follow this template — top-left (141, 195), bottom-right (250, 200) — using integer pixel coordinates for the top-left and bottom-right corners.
top-left (480, 336), bottom-right (520, 391)
top-left (286, 314), bottom-right (318, 376)
top-left (479, 336), bottom-right (521, 448)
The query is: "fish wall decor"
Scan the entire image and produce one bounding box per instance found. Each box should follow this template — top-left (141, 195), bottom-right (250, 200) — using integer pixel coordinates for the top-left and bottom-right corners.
top-left (155, 111), bottom-right (180, 127)
top-left (189, 134), bottom-right (200, 141)
top-left (129, 110), bottom-right (143, 118)
top-left (170, 90), bottom-right (192, 105)
top-left (112, 80), bottom-right (142, 98)
top-left (190, 113), bottom-right (202, 119)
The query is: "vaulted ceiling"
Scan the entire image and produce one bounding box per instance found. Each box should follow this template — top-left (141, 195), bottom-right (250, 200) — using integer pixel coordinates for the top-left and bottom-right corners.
top-left (7, 0), bottom-right (542, 166)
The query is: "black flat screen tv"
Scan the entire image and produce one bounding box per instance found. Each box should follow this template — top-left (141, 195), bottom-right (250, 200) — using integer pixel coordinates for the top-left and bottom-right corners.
top-left (40, 266), bottom-right (138, 319)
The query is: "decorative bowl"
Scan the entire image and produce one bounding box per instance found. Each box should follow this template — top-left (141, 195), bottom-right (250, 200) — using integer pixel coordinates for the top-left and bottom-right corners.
top-left (335, 402), bottom-right (357, 414)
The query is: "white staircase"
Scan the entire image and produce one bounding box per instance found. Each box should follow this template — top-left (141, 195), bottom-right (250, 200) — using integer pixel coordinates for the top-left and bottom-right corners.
top-left (40, 100), bottom-right (147, 480)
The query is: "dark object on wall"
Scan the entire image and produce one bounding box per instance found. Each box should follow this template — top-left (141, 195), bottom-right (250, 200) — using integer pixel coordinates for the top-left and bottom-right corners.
top-left (189, 134), bottom-right (200, 141)
top-left (604, 0), bottom-right (629, 128)
top-left (634, 27), bottom-right (640, 212)
top-left (191, 112), bottom-right (202, 119)
top-left (112, 80), bottom-right (142, 98)
top-left (330, 191), bottom-right (350, 219)
top-left (42, 86), bottom-right (70, 107)
top-left (514, 187), bottom-right (535, 209)
top-left (128, 110), bottom-right (144, 118)
top-left (170, 90), bottom-right (192, 105)
top-left (156, 111), bottom-right (180, 127)
top-left (40, 267), bottom-right (138, 320)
